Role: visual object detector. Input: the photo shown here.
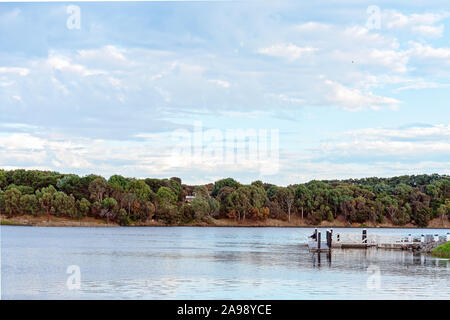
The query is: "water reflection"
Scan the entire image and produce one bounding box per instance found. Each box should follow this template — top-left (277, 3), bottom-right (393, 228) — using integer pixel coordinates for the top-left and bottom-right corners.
top-left (311, 252), bottom-right (332, 268)
top-left (1, 226), bottom-right (449, 299)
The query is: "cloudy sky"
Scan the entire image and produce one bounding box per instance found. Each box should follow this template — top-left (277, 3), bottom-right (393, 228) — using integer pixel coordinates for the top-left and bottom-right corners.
top-left (0, 1), bottom-right (449, 185)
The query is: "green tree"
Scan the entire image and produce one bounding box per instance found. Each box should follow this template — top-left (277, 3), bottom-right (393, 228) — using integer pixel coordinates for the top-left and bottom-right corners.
top-left (0, 190), bottom-right (5, 214)
top-left (130, 199), bottom-right (155, 222)
top-left (127, 179), bottom-right (153, 201)
top-left (295, 185), bottom-right (312, 220)
top-left (118, 208), bottom-right (131, 226)
top-left (100, 197), bottom-right (118, 224)
top-left (76, 198), bottom-right (91, 219)
top-left (108, 175), bottom-right (130, 191)
top-left (52, 192), bottom-right (76, 217)
top-left (144, 178), bottom-right (164, 193)
top-left (56, 175), bottom-right (80, 195)
top-left (413, 205), bottom-right (431, 227)
top-left (193, 185), bottom-right (210, 199)
top-left (20, 194), bottom-right (40, 216)
top-left (266, 185), bottom-right (279, 202)
top-left (38, 185), bottom-right (57, 221)
top-left (216, 186), bottom-right (235, 218)
top-left (167, 178), bottom-right (183, 201)
top-left (32, 174), bottom-right (60, 191)
top-left (251, 180), bottom-right (264, 189)
top-left (0, 169), bottom-right (7, 189)
top-left (88, 177), bottom-right (109, 203)
top-left (211, 178), bottom-right (240, 197)
top-left (191, 197), bottom-right (210, 221)
top-left (436, 202), bottom-right (448, 225)
top-left (247, 185), bottom-right (268, 210)
top-left (276, 187), bottom-right (295, 222)
top-left (207, 197), bottom-right (220, 217)
top-left (156, 187), bottom-right (177, 207)
top-left (156, 203), bottom-right (180, 224)
top-left (228, 188), bottom-right (250, 220)
top-left (4, 188), bottom-right (22, 216)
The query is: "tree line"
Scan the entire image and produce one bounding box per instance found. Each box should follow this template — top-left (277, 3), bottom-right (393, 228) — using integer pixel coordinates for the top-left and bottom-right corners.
top-left (0, 169), bottom-right (449, 227)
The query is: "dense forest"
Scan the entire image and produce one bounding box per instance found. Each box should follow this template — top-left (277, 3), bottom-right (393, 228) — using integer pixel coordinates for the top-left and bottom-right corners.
top-left (0, 169), bottom-right (449, 227)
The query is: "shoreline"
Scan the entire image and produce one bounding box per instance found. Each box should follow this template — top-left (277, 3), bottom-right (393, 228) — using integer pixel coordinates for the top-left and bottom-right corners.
top-left (1, 214), bottom-right (449, 229)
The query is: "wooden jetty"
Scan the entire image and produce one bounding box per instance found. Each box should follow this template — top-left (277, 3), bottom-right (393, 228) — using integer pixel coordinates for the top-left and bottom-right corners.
top-left (308, 229), bottom-right (449, 253)
top-left (307, 242), bottom-right (331, 253)
top-left (308, 229), bottom-right (332, 253)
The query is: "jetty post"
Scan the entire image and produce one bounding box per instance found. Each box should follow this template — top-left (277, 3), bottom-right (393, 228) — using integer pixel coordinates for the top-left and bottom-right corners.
top-left (318, 231), bottom-right (321, 249)
top-left (328, 229), bottom-right (333, 248)
top-left (447, 233), bottom-right (450, 242)
top-left (434, 234), bottom-right (439, 242)
top-left (326, 230), bottom-right (330, 248)
top-left (362, 229), bottom-right (367, 244)
top-left (421, 235), bottom-right (425, 243)
top-left (408, 234), bottom-right (412, 243)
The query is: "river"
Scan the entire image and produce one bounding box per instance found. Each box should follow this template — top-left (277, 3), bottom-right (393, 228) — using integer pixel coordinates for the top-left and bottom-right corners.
top-left (1, 226), bottom-right (449, 299)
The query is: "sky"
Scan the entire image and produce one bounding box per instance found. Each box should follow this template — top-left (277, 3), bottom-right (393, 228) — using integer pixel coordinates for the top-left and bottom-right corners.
top-left (0, 0), bottom-right (449, 186)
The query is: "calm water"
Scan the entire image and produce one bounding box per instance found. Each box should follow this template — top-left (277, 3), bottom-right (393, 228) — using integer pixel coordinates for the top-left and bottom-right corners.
top-left (1, 226), bottom-right (449, 299)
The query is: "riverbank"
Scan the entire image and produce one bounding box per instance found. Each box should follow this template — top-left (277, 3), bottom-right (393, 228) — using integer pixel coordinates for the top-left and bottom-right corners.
top-left (432, 242), bottom-right (450, 258)
top-left (1, 214), bottom-right (449, 228)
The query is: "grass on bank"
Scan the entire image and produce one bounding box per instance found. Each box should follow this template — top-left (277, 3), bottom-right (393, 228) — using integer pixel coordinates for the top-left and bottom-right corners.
top-left (432, 242), bottom-right (450, 258)
top-left (0, 219), bottom-right (23, 226)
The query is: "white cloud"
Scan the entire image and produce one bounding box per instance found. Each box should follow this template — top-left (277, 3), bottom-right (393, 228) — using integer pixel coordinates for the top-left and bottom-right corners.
top-left (383, 10), bottom-right (450, 38)
top-left (0, 133), bottom-right (46, 150)
top-left (314, 124), bottom-right (450, 159)
top-left (295, 22), bottom-right (331, 32)
top-left (284, 160), bottom-right (450, 184)
top-left (208, 79), bottom-right (230, 88)
top-left (409, 42), bottom-right (450, 62)
top-left (395, 80), bottom-right (450, 91)
top-left (323, 79), bottom-right (401, 110)
top-left (411, 24), bottom-right (444, 37)
top-left (257, 43), bottom-right (317, 61)
top-left (0, 67), bottom-right (30, 76)
top-left (332, 48), bottom-right (409, 73)
top-left (344, 125), bottom-right (450, 140)
top-left (45, 54), bottom-right (107, 76)
top-left (78, 45), bottom-right (127, 62)
top-left (265, 93), bottom-right (305, 105)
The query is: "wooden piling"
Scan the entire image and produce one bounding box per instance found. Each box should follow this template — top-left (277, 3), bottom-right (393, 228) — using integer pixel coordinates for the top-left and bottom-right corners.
top-left (318, 231), bottom-right (321, 249)
top-left (326, 229), bottom-right (332, 248)
top-left (362, 229), bottom-right (367, 244)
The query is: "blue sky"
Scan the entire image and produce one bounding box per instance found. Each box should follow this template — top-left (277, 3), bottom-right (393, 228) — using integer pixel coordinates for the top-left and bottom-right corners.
top-left (0, 1), bottom-right (449, 185)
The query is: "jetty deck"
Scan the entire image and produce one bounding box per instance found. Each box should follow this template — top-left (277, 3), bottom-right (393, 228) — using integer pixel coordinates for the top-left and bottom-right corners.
top-left (307, 242), bottom-right (330, 253)
top-left (307, 229), bottom-right (449, 253)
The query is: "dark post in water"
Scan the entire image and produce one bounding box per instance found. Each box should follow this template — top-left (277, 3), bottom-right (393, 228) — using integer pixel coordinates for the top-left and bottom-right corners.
top-left (326, 229), bottom-right (332, 248)
top-left (318, 231), bottom-right (321, 249)
top-left (362, 229), bottom-right (367, 244)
